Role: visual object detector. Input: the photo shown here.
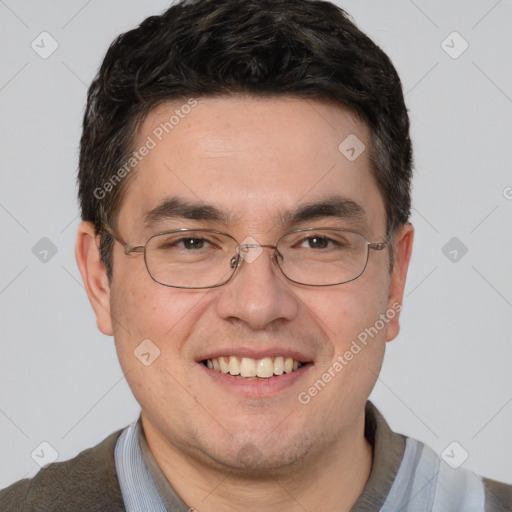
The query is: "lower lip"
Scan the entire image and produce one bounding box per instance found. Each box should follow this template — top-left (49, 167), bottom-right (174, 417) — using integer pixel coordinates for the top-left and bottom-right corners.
top-left (199, 363), bottom-right (313, 397)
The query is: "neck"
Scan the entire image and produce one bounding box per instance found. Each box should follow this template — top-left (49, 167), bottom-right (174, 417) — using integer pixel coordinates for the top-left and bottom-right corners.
top-left (142, 409), bottom-right (373, 512)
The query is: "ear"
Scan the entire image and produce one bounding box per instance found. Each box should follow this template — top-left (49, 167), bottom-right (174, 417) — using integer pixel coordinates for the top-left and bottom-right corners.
top-left (385, 222), bottom-right (414, 342)
top-left (75, 221), bottom-right (114, 336)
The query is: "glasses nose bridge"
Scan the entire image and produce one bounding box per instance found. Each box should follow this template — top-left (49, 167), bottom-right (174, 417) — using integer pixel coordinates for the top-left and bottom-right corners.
top-left (232, 242), bottom-right (281, 270)
top-left (238, 242), bottom-right (277, 251)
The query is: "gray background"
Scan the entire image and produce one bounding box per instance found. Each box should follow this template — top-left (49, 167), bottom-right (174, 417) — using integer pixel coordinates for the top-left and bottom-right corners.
top-left (1, 0), bottom-right (511, 489)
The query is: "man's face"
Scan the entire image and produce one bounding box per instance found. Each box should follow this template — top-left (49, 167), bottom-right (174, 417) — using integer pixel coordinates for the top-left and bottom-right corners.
top-left (93, 96), bottom-right (410, 471)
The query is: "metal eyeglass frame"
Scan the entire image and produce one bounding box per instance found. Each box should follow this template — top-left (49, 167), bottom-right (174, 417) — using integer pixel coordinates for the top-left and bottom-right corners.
top-left (104, 226), bottom-right (391, 289)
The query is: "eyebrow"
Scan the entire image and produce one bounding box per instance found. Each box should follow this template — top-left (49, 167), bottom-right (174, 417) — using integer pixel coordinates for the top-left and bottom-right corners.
top-left (143, 195), bottom-right (369, 230)
top-left (276, 196), bottom-right (368, 228)
top-left (143, 197), bottom-right (233, 227)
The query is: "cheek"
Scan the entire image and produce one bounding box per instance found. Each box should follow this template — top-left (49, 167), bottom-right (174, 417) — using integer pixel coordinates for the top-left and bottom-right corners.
top-left (110, 274), bottom-right (211, 359)
top-left (299, 262), bottom-right (390, 378)
top-left (305, 286), bottom-right (388, 398)
top-left (109, 283), bottom-right (202, 401)
top-left (306, 277), bottom-right (389, 340)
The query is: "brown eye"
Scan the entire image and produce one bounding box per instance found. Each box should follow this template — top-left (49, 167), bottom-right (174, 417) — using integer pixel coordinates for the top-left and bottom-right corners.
top-left (305, 236), bottom-right (329, 249)
top-left (180, 238), bottom-right (206, 250)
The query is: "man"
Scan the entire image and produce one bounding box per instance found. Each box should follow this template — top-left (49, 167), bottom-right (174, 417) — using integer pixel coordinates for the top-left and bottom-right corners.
top-left (1, 0), bottom-right (510, 510)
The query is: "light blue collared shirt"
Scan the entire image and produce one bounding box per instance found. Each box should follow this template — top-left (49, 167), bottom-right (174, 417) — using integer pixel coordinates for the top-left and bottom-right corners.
top-left (114, 402), bottom-right (503, 511)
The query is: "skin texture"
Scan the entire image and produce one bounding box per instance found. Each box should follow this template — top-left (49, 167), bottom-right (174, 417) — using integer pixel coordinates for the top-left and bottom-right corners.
top-left (76, 95), bottom-right (414, 512)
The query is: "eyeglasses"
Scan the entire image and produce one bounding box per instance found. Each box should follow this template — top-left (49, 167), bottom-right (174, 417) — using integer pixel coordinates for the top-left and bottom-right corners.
top-left (106, 227), bottom-right (390, 288)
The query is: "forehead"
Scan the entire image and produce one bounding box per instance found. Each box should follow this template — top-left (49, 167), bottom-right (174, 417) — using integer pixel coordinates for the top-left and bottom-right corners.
top-left (117, 95), bottom-right (386, 237)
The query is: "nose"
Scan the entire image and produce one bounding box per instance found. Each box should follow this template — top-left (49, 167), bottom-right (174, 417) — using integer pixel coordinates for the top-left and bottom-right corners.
top-left (216, 245), bottom-right (299, 330)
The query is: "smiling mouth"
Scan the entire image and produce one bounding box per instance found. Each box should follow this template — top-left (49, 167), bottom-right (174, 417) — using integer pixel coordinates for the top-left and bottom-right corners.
top-left (203, 356), bottom-right (309, 379)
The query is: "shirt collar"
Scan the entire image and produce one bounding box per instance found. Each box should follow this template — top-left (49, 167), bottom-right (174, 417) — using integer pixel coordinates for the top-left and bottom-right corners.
top-left (351, 401), bottom-right (406, 511)
top-left (136, 419), bottom-right (190, 511)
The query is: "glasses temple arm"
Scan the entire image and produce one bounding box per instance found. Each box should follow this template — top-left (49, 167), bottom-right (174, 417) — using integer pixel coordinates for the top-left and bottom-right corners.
top-left (101, 225), bottom-right (143, 255)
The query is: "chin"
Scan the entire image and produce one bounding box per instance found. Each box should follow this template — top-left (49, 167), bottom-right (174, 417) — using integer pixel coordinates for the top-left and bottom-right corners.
top-left (200, 431), bottom-right (317, 475)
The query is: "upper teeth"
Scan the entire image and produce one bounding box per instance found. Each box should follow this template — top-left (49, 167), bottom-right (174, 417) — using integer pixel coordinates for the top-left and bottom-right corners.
top-left (206, 356), bottom-right (302, 378)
